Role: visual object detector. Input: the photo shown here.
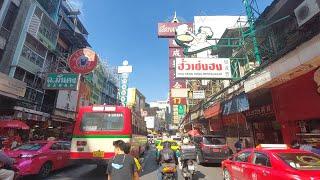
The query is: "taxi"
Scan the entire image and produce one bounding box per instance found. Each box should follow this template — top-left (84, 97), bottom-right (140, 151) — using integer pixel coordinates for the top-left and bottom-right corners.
top-left (222, 144), bottom-right (320, 180)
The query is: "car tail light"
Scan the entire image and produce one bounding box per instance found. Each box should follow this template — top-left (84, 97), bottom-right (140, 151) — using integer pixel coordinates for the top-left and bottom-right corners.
top-left (77, 141), bottom-right (87, 146)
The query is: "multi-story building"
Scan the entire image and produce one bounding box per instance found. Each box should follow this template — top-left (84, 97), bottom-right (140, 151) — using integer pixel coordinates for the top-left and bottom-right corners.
top-left (0, 0), bottom-right (119, 139)
top-left (127, 88), bottom-right (147, 135)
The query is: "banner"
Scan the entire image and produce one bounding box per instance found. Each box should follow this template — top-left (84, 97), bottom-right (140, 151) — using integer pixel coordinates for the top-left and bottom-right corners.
top-left (175, 58), bottom-right (232, 79)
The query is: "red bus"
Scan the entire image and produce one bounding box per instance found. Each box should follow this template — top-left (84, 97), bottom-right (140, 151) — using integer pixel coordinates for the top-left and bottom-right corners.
top-left (70, 105), bottom-right (147, 164)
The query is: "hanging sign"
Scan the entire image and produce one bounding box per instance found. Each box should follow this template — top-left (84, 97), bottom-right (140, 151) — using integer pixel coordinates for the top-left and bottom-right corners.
top-left (68, 48), bottom-right (99, 74)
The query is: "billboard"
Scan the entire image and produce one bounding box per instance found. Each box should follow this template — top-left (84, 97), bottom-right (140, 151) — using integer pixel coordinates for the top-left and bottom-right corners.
top-left (175, 58), bottom-right (232, 79)
top-left (56, 90), bottom-right (79, 112)
top-left (171, 88), bottom-right (189, 98)
top-left (44, 73), bottom-right (79, 90)
top-left (145, 116), bottom-right (155, 129)
top-left (158, 22), bottom-right (193, 38)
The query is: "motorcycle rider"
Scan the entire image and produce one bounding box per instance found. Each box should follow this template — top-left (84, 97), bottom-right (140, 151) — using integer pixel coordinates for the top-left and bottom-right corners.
top-left (157, 141), bottom-right (178, 180)
top-left (0, 141), bottom-right (15, 180)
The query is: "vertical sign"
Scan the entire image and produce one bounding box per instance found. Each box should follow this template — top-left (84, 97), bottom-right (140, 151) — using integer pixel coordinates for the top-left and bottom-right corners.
top-left (118, 60), bottom-right (132, 106)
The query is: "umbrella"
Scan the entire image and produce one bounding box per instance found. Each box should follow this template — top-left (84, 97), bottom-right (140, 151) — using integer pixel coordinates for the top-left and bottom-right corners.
top-left (0, 120), bottom-right (30, 130)
top-left (188, 129), bottom-right (201, 136)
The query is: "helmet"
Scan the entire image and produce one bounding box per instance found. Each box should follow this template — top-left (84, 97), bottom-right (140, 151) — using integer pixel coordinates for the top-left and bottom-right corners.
top-left (183, 137), bottom-right (190, 145)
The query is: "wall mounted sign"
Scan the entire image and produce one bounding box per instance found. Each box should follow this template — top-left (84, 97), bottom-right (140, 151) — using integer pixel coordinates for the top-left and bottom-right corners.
top-left (68, 48), bottom-right (99, 74)
top-left (44, 73), bottom-right (79, 90)
top-left (175, 58), bottom-right (232, 79)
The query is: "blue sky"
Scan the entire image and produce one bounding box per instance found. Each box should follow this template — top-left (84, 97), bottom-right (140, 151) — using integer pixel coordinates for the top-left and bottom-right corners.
top-left (71, 0), bottom-right (273, 102)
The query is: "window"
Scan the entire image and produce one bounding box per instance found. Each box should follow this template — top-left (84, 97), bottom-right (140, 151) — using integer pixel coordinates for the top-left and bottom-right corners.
top-left (14, 67), bottom-right (25, 81)
top-left (62, 142), bottom-right (71, 150)
top-left (2, 2), bottom-right (18, 32)
top-left (81, 112), bottom-right (124, 131)
top-left (253, 152), bottom-right (271, 167)
top-left (50, 143), bottom-right (63, 150)
top-left (15, 143), bottom-right (45, 151)
top-left (277, 152), bottom-right (320, 170)
top-left (203, 137), bottom-right (226, 145)
top-left (235, 151), bottom-right (251, 162)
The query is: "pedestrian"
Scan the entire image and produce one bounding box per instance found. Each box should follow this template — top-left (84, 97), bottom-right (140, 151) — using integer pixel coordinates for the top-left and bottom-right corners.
top-left (123, 143), bottom-right (142, 173)
top-left (234, 139), bottom-right (243, 153)
top-left (0, 140), bottom-right (15, 180)
top-left (106, 140), bottom-right (139, 180)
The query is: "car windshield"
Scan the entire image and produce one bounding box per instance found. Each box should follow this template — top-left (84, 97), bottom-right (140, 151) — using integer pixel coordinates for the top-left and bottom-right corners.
top-left (203, 137), bottom-right (226, 145)
top-left (277, 152), bottom-right (320, 170)
top-left (14, 143), bottom-right (45, 151)
top-left (81, 112), bottom-right (124, 131)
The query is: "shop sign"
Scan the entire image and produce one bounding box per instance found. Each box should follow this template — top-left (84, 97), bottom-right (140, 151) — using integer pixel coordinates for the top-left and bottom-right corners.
top-left (169, 48), bottom-right (184, 58)
top-left (244, 104), bottom-right (274, 118)
top-left (175, 58), bottom-right (232, 79)
top-left (68, 48), bottom-right (99, 74)
top-left (158, 22), bottom-right (193, 38)
top-left (175, 24), bottom-right (214, 55)
top-left (44, 73), bottom-right (79, 90)
top-left (169, 38), bottom-right (180, 48)
top-left (222, 93), bottom-right (249, 115)
top-left (191, 90), bottom-right (205, 99)
top-left (56, 90), bottom-right (79, 112)
top-left (314, 68), bottom-right (320, 94)
top-left (171, 88), bottom-right (189, 98)
top-left (170, 97), bottom-right (187, 105)
top-left (0, 72), bottom-right (26, 97)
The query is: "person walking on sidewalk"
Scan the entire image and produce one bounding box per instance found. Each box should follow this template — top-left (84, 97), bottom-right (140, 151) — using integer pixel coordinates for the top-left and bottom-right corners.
top-left (107, 140), bottom-right (139, 180)
top-left (234, 139), bottom-right (243, 153)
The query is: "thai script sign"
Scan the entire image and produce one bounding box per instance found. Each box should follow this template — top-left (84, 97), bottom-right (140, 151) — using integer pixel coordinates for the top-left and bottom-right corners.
top-left (191, 90), bottom-right (205, 99)
top-left (175, 58), bottom-right (232, 79)
top-left (44, 73), bottom-right (79, 90)
top-left (0, 72), bottom-right (26, 97)
top-left (244, 104), bottom-right (274, 118)
top-left (68, 48), bottom-right (99, 74)
top-left (158, 22), bottom-right (193, 38)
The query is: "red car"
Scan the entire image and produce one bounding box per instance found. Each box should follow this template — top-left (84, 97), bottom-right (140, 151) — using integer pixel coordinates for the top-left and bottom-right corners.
top-left (6, 140), bottom-right (71, 178)
top-left (222, 144), bottom-right (320, 180)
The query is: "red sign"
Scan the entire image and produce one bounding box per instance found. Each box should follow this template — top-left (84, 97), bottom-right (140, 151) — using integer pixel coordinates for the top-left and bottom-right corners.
top-left (170, 97), bottom-right (187, 105)
top-left (169, 38), bottom-right (180, 48)
top-left (68, 48), bottom-right (98, 74)
top-left (158, 22), bottom-right (193, 38)
top-left (169, 48), bottom-right (184, 58)
top-left (244, 104), bottom-right (274, 118)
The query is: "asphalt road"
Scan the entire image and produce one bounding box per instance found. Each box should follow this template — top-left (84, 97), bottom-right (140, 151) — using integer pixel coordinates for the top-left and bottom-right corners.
top-left (22, 148), bottom-right (223, 180)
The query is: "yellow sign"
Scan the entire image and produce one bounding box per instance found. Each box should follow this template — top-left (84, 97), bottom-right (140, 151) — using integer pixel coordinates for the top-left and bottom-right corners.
top-left (92, 150), bottom-right (104, 158)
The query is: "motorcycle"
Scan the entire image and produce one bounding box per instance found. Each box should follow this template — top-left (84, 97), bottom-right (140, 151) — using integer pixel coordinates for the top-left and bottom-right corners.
top-left (181, 159), bottom-right (195, 180)
top-left (161, 163), bottom-right (177, 180)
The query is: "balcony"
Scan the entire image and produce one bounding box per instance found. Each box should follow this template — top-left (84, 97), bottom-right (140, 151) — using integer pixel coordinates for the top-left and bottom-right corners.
top-left (21, 45), bottom-right (45, 68)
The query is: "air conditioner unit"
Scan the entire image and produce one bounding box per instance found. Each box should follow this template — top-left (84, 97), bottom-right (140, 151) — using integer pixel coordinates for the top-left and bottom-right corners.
top-left (294, 0), bottom-right (320, 27)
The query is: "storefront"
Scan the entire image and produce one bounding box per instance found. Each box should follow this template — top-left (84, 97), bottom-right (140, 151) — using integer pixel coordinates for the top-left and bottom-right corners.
top-left (244, 89), bottom-right (283, 146)
top-left (204, 102), bottom-right (222, 134)
top-left (272, 68), bottom-right (320, 146)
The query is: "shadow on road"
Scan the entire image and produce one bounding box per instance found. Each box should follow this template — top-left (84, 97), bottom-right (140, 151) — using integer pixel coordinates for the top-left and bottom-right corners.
top-left (193, 170), bottom-right (206, 180)
top-left (201, 163), bottom-right (221, 167)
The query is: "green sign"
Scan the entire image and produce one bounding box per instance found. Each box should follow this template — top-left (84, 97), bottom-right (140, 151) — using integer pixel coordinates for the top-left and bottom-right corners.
top-left (44, 73), bottom-right (79, 90)
top-left (178, 105), bottom-right (185, 115)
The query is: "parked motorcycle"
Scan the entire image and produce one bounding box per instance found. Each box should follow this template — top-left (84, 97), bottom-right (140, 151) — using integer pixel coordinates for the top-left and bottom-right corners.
top-left (161, 163), bottom-right (177, 180)
top-left (181, 159), bottom-right (195, 180)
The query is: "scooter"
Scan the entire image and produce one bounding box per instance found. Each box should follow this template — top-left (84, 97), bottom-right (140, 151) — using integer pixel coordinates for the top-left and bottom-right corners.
top-left (181, 159), bottom-right (195, 180)
top-left (161, 162), bottom-right (177, 180)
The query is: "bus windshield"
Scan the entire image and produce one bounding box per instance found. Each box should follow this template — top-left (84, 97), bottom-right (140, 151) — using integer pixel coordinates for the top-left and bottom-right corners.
top-left (81, 112), bottom-right (124, 131)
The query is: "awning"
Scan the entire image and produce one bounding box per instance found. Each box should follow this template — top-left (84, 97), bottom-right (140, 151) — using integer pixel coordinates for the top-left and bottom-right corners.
top-left (59, 29), bottom-right (90, 48)
top-left (222, 93), bottom-right (249, 115)
top-left (0, 120), bottom-right (29, 130)
top-left (204, 102), bottom-right (221, 119)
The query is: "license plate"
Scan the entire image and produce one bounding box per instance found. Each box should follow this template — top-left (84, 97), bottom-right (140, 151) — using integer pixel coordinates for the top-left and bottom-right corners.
top-left (188, 165), bottom-right (195, 170)
top-left (212, 149), bottom-right (220, 152)
top-left (92, 150), bottom-right (104, 158)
